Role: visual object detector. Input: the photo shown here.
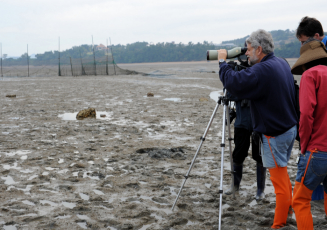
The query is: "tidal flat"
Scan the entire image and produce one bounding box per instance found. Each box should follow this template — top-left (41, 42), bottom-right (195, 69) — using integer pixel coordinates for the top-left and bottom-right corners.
top-left (0, 60), bottom-right (325, 229)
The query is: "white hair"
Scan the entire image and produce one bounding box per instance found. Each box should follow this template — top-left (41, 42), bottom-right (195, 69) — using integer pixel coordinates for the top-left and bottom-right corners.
top-left (246, 29), bottom-right (274, 54)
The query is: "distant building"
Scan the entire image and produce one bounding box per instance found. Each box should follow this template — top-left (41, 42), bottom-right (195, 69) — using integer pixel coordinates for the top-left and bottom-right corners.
top-left (96, 44), bottom-right (108, 51)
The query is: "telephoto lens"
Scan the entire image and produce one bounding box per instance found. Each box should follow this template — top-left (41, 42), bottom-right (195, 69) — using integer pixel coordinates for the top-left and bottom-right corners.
top-left (206, 47), bottom-right (247, 60)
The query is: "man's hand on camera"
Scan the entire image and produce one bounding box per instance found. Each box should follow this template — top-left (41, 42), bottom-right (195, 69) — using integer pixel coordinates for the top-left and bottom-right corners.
top-left (217, 49), bottom-right (227, 61)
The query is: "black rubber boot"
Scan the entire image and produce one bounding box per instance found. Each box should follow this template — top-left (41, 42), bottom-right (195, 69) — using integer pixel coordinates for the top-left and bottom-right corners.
top-left (225, 163), bottom-right (243, 195)
top-left (256, 162), bottom-right (266, 200)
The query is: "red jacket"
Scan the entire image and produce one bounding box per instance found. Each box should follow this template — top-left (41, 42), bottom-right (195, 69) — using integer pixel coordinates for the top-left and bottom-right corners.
top-left (299, 65), bottom-right (327, 153)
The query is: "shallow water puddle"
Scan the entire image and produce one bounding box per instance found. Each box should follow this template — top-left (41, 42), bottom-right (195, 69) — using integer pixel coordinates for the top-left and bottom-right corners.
top-left (18, 185), bottom-right (33, 194)
top-left (58, 169), bottom-right (69, 174)
top-left (28, 175), bottom-right (38, 180)
top-left (45, 167), bottom-right (58, 171)
top-left (39, 189), bottom-right (58, 194)
top-left (5, 150), bottom-right (31, 157)
top-left (79, 193), bottom-right (89, 200)
top-left (62, 202), bottom-right (76, 209)
top-left (77, 214), bottom-right (90, 220)
top-left (209, 90), bottom-right (223, 102)
top-left (18, 213), bottom-right (38, 217)
top-left (93, 189), bottom-right (104, 195)
top-left (205, 183), bottom-right (211, 188)
top-left (3, 225), bottom-right (17, 230)
top-left (139, 224), bottom-right (153, 230)
top-left (210, 90), bottom-right (235, 107)
top-left (163, 98), bottom-right (181, 102)
top-left (139, 180), bottom-right (148, 185)
top-left (150, 213), bottom-right (163, 220)
top-left (58, 111), bottom-right (112, 121)
top-left (77, 222), bottom-right (87, 229)
top-left (1, 176), bottom-right (17, 185)
top-left (40, 200), bottom-right (58, 207)
top-left (2, 162), bottom-right (21, 170)
top-left (22, 200), bottom-right (35, 206)
top-left (55, 215), bottom-right (71, 219)
top-left (248, 200), bottom-right (257, 207)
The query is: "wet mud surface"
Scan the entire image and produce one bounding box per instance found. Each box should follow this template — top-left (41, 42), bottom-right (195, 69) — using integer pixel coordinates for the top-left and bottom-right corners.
top-left (0, 61), bottom-right (326, 229)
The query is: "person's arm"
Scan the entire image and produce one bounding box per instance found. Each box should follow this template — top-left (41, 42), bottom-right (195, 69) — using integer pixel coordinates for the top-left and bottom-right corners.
top-left (219, 62), bottom-right (261, 100)
top-left (227, 91), bottom-right (239, 101)
top-left (299, 71), bottom-right (316, 153)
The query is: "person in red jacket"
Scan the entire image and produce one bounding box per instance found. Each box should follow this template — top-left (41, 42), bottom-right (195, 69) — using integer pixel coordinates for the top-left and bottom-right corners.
top-left (291, 40), bottom-right (327, 230)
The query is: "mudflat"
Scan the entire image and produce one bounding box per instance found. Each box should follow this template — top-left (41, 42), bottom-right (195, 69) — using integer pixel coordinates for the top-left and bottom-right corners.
top-left (0, 61), bottom-right (324, 229)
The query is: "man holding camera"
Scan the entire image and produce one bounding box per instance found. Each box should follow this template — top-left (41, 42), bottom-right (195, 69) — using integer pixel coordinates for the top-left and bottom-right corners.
top-left (218, 29), bottom-right (298, 229)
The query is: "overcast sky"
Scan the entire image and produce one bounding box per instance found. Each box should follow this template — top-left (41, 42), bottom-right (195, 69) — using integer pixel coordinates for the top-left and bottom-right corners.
top-left (1, 0), bottom-right (327, 56)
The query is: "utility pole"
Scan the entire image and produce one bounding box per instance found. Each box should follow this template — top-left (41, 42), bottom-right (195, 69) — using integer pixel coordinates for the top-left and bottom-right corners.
top-left (70, 57), bottom-right (74, 76)
top-left (79, 49), bottom-right (84, 75)
top-left (58, 37), bottom-right (61, 76)
top-left (92, 35), bottom-right (96, 76)
top-left (109, 38), bottom-right (116, 75)
top-left (0, 43), bottom-right (3, 78)
top-left (106, 39), bottom-right (109, 75)
top-left (27, 44), bottom-right (29, 77)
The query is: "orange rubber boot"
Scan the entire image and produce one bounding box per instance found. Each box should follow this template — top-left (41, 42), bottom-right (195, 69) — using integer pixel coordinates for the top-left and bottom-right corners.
top-left (269, 167), bottom-right (292, 229)
top-left (324, 191), bottom-right (327, 216)
top-left (292, 181), bottom-right (301, 210)
top-left (292, 179), bottom-right (314, 230)
top-left (288, 175), bottom-right (293, 215)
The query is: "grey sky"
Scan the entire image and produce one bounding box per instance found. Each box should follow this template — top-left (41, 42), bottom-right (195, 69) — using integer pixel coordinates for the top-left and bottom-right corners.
top-left (1, 0), bottom-right (327, 56)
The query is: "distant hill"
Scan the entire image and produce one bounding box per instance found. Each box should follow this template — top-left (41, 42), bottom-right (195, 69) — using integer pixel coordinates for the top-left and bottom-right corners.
top-left (3, 29), bottom-right (327, 65)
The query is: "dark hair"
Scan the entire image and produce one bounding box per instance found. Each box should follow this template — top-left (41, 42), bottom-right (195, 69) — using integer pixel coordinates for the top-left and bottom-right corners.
top-left (304, 58), bottom-right (327, 70)
top-left (296, 16), bottom-right (324, 38)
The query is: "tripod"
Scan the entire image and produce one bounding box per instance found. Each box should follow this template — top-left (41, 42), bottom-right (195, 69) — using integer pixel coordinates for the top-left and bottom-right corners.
top-left (171, 89), bottom-right (235, 230)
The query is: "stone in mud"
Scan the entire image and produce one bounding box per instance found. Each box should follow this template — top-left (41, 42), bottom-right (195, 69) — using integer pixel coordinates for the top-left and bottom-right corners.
top-left (119, 223), bottom-right (133, 230)
top-left (170, 218), bottom-right (188, 226)
top-left (147, 92), bottom-right (154, 97)
top-left (100, 114), bottom-right (106, 117)
top-left (152, 197), bottom-right (169, 204)
top-left (176, 203), bottom-right (188, 209)
top-left (90, 196), bottom-right (104, 202)
top-left (6, 94), bottom-right (16, 98)
top-left (199, 97), bottom-right (209, 102)
top-left (76, 108), bottom-right (96, 120)
top-left (75, 163), bottom-right (86, 168)
top-left (136, 147), bottom-right (186, 160)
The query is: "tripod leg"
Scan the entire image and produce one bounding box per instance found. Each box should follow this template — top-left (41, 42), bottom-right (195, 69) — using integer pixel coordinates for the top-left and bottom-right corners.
top-left (218, 97), bottom-right (228, 230)
top-left (171, 101), bottom-right (221, 211)
top-left (226, 104), bottom-right (235, 198)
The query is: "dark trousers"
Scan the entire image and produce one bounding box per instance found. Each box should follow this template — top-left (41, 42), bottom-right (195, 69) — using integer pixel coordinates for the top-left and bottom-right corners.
top-left (232, 127), bottom-right (262, 165)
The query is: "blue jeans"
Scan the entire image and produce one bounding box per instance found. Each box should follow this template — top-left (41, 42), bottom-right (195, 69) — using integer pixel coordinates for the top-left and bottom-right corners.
top-left (295, 151), bottom-right (327, 192)
top-left (261, 125), bottom-right (297, 168)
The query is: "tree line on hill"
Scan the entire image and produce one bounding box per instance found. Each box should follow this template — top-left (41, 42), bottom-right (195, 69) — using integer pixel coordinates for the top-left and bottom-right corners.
top-left (3, 29), bottom-right (326, 65)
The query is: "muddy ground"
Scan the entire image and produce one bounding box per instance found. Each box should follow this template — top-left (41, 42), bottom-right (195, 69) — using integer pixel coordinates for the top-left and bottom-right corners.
top-left (0, 61), bottom-right (326, 230)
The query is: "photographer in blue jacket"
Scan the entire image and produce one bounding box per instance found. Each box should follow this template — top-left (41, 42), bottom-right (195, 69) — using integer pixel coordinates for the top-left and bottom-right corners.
top-left (218, 29), bottom-right (298, 229)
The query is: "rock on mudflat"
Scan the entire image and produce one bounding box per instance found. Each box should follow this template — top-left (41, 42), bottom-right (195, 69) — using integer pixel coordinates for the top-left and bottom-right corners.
top-left (6, 95), bottom-right (16, 98)
top-left (76, 108), bottom-right (96, 120)
top-left (199, 97), bottom-right (208, 102)
top-left (147, 92), bottom-right (154, 97)
top-left (136, 147), bottom-right (186, 160)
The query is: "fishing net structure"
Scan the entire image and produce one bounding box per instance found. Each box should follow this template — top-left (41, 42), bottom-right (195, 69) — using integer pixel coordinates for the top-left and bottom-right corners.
top-left (0, 46), bottom-right (139, 78)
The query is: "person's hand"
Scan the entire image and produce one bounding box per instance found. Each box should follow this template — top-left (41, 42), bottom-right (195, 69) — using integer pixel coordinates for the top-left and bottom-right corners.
top-left (218, 49), bottom-right (227, 61)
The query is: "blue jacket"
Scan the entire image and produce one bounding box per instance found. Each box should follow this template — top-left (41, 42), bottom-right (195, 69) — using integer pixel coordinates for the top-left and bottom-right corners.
top-left (322, 35), bottom-right (327, 46)
top-left (219, 52), bottom-right (298, 136)
top-left (227, 92), bottom-right (253, 131)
